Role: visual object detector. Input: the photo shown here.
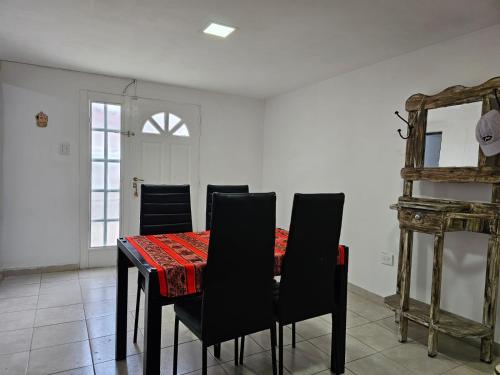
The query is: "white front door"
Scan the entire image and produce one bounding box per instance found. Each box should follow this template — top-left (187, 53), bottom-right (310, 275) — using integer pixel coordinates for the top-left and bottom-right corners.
top-left (122, 98), bottom-right (201, 236)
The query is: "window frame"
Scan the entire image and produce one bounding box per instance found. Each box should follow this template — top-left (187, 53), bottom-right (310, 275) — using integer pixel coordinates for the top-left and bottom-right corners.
top-left (89, 101), bottom-right (122, 248)
top-left (79, 91), bottom-right (127, 269)
top-left (141, 111), bottom-right (190, 137)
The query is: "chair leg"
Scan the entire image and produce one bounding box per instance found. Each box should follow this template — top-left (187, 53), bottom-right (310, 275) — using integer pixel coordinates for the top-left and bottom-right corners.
top-left (133, 276), bottom-right (141, 344)
top-left (292, 322), bottom-right (296, 348)
top-left (202, 343), bottom-right (208, 375)
top-left (213, 343), bottom-right (221, 358)
top-left (239, 336), bottom-right (245, 364)
top-left (173, 317), bottom-right (179, 375)
top-left (274, 323), bottom-right (277, 347)
top-left (278, 324), bottom-right (284, 375)
top-left (234, 338), bottom-right (239, 366)
top-left (331, 311), bottom-right (346, 375)
top-left (270, 326), bottom-right (277, 375)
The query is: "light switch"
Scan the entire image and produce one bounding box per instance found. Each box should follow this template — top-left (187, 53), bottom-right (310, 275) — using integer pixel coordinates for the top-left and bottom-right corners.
top-left (59, 142), bottom-right (70, 155)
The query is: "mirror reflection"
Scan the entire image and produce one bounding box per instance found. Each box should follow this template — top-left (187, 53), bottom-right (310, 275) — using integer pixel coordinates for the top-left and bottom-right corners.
top-left (424, 101), bottom-right (483, 167)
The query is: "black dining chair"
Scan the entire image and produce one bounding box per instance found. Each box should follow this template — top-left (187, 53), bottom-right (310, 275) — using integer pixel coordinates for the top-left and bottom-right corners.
top-left (278, 193), bottom-right (344, 374)
top-left (205, 184), bottom-right (249, 230)
top-left (172, 192), bottom-right (278, 375)
top-left (205, 184), bottom-right (249, 358)
top-left (240, 193), bottom-right (345, 375)
top-left (133, 184), bottom-right (193, 343)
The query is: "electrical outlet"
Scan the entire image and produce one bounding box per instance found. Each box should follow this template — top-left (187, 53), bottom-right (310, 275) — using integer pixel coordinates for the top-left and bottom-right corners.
top-left (381, 252), bottom-right (394, 266)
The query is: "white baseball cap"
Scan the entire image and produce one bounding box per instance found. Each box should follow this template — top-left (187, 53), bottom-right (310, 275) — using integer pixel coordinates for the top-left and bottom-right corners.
top-left (476, 109), bottom-right (500, 156)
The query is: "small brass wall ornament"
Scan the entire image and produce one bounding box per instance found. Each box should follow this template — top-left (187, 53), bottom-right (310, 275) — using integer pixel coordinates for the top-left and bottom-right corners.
top-left (36, 111), bottom-right (48, 128)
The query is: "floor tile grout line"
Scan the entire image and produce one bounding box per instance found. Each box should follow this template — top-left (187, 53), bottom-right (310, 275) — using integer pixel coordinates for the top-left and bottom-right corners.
top-left (305, 327), bottom-right (404, 366)
top-left (180, 362), bottom-right (228, 375)
top-left (346, 343), bottom-right (465, 375)
top-left (346, 318), bottom-right (422, 353)
top-left (49, 364), bottom-right (93, 375)
top-left (378, 343), bottom-right (465, 374)
top-left (307, 335), bottom-right (372, 364)
top-left (217, 347), bottom-right (273, 367)
top-left (25, 286), bottom-right (41, 374)
top-left (80, 278), bottom-right (98, 374)
top-left (31, 316), bottom-right (87, 330)
top-left (377, 351), bottom-right (425, 375)
top-left (345, 352), bottom-right (396, 375)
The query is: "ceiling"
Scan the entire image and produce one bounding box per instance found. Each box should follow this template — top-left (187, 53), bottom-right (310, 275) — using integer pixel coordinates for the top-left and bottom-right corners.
top-left (1, 0), bottom-right (500, 98)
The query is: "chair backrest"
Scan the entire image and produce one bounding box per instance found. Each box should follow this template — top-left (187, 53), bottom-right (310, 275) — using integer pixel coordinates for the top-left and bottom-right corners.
top-left (205, 185), bottom-right (249, 230)
top-left (140, 184), bottom-right (193, 235)
top-left (202, 192), bottom-right (276, 345)
top-left (278, 193), bottom-right (345, 324)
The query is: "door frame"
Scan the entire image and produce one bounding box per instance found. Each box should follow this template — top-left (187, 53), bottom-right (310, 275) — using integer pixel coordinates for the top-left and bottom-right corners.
top-left (79, 90), bottom-right (129, 268)
top-left (122, 97), bottom-right (202, 236)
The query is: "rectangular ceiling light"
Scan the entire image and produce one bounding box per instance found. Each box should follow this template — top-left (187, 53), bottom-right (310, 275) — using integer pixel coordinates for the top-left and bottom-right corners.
top-left (203, 22), bottom-right (236, 38)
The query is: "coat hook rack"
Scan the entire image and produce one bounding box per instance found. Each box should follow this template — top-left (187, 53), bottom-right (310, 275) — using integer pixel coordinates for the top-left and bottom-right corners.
top-left (395, 111), bottom-right (413, 140)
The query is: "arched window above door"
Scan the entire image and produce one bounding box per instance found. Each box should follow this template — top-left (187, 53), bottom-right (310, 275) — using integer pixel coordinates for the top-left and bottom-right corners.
top-left (142, 112), bottom-right (190, 137)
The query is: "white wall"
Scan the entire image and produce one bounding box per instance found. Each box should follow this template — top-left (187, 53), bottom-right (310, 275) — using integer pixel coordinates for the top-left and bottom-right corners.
top-left (262, 24), bottom-right (500, 335)
top-left (0, 62), bottom-right (264, 270)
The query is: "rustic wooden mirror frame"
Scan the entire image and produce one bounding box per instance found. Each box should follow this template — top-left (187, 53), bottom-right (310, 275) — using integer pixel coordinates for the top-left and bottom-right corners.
top-left (401, 77), bottom-right (500, 186)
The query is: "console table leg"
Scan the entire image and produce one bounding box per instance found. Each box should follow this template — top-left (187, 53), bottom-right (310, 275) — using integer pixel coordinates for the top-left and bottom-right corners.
top-left (395, 229), bottom-right (408, 324)
top-left (428, 329), bottom-right (438, 357)
top-left (481, 235), bottom-right (500, 363)
top-left (428, 233), bottom-right (444, 357)
top-left (480, 337), bottom-right (493, 363)
top-left (398, 229), bottom-right (413, 342)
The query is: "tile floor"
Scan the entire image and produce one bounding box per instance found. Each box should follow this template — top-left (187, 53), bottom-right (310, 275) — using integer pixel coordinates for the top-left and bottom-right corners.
top-left (0, 267), bottom-right (498, 374)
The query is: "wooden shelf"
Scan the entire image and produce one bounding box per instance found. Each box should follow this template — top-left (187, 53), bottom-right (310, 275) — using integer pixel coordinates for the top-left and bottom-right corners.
top-left (400, 167), bottom-right (500, 184)
top-left (384, 294), bottom-right (492, 339)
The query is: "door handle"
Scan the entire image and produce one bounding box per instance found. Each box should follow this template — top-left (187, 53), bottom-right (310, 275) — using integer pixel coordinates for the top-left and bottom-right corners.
top-left (132, 177), bottom-right (144, 197)
top-left (120, 130), bottom-right (135, 137)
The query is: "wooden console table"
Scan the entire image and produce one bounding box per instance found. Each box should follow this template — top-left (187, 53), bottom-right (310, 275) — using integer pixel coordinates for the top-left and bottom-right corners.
top-left (384, 77), bottom-right (500, 363)
top-left (386, 197), bottom-right (499, 361)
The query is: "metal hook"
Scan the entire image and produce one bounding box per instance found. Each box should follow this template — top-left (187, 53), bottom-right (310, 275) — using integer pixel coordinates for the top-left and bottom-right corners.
top-left (395, 111), bottom-right (413, 140)
top-left (494, 88), bottom-right (500, 109)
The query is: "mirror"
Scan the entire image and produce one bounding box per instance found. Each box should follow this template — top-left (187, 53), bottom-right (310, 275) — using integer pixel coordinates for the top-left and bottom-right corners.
top-left (424, 101), bottom-right (483, 167)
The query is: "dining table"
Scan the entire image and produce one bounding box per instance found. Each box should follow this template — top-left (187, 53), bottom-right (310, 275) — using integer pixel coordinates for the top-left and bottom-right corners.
top-left (115, 228), bottom-right (349, 375)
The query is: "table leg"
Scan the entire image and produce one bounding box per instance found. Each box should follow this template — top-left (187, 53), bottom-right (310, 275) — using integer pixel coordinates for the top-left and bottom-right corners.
top-left (143, 272), bottom-right (162, 375)
top-left (115, 247), bottom-right (129, 360)
top-left (481, 235), bottom-right (500, 363)
top-left (332, 247), bottom-right (348, 374)
top-left (428, 233), bottom-right (444, 357)
top-left (398, 229), bottom-right (413, 342)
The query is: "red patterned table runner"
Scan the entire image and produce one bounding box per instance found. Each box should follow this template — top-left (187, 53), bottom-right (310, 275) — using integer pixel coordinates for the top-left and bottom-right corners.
top-left (126, 228), bottom-right (345, 297)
